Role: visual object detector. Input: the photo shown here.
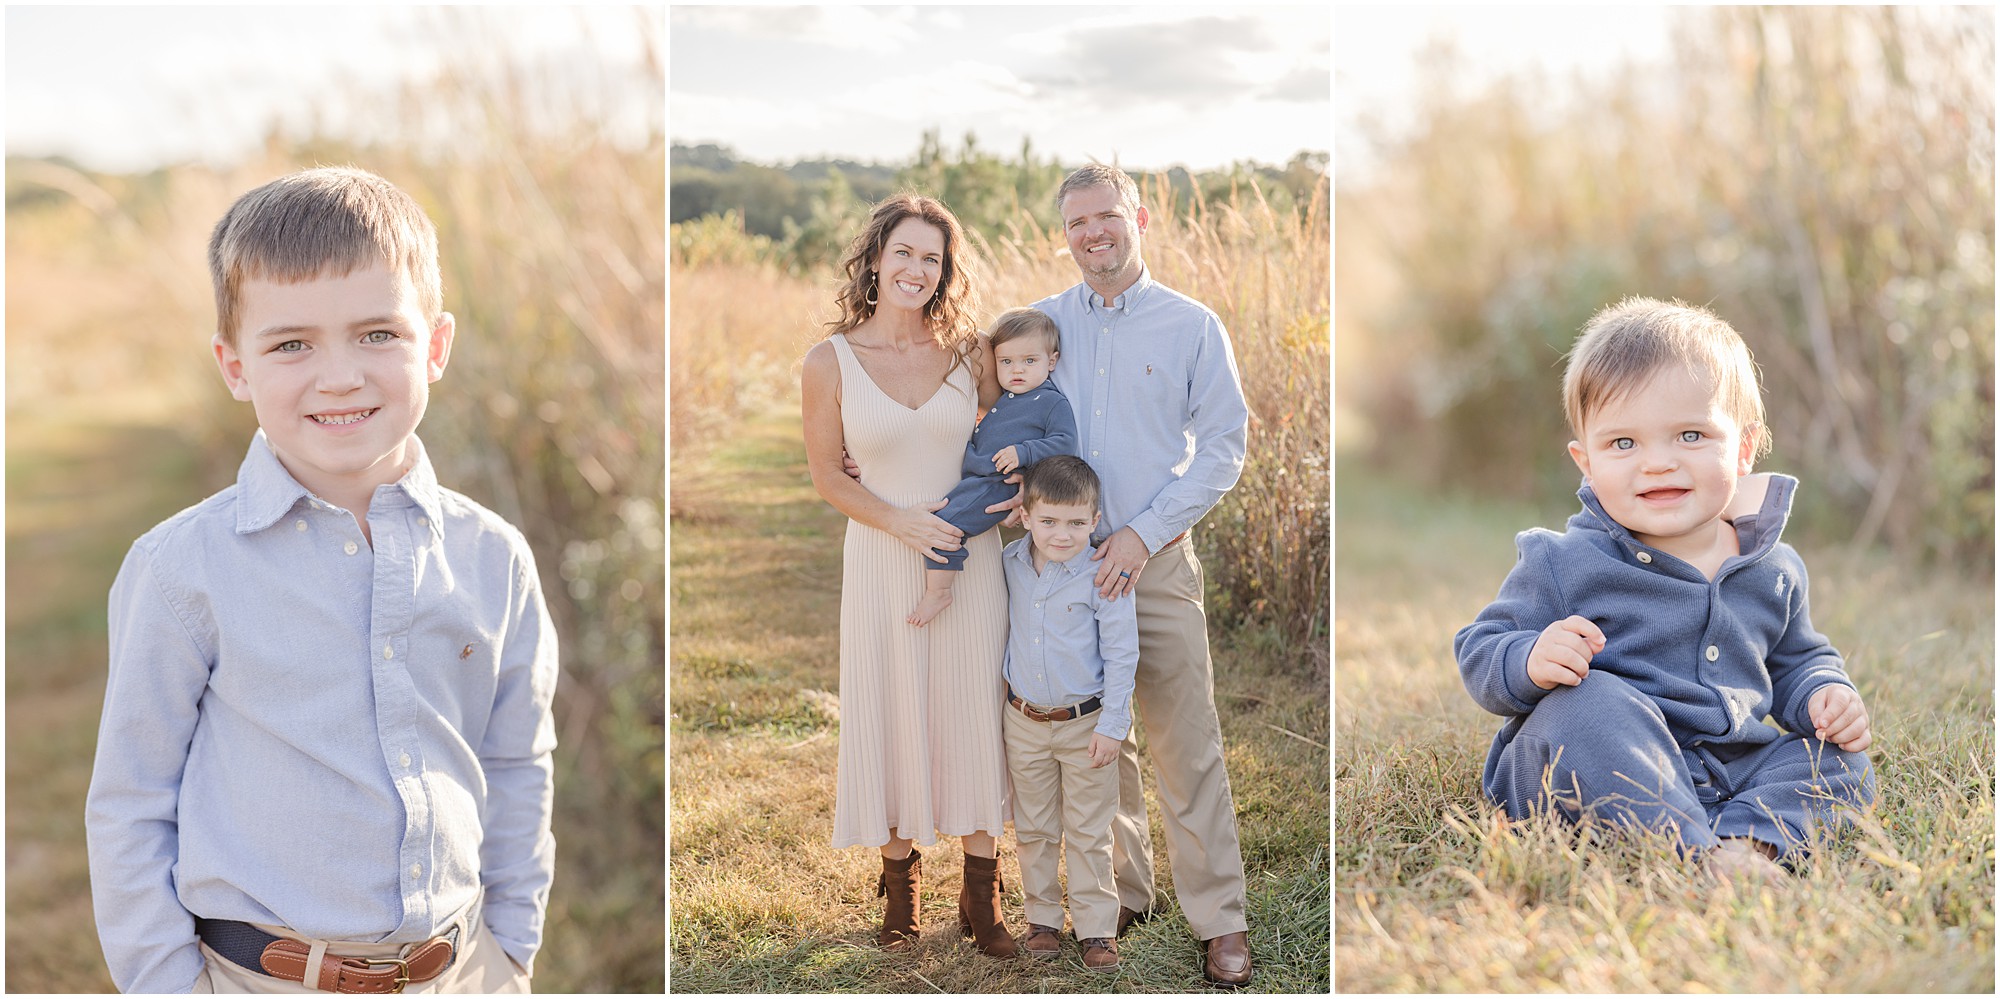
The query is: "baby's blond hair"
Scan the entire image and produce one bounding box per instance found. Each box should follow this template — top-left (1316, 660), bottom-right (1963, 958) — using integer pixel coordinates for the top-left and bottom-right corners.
top-left (1564, 297), bottom-right (1770, 459)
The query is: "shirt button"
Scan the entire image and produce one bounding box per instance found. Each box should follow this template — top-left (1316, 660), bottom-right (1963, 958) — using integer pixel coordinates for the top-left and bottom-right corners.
top-left (1091, 450), bottom-right (1100, 457)
top-left (410, 863), bottom-right (422, 879)
top-left (1098, 368), bottom-right (1106, 375)
top-left (1094, 409), bottom-right (1102, 416)
top-left (418, 516), bottom-right (429, 527)
top-left (295, 519), bottom-right (307, 532)
top-left (1636, 551), bottom-right (1653, 563)
top-left (400, 752), bottom-right (412, 768)
top-left (1705, 645), bottom-right (1720, 662)
top-left (1033, 637), bottom-right (1040, 644)
top-left (344, 541), bottom-right (359, 556)
top-left (384, 644), bottom-right (395, 660)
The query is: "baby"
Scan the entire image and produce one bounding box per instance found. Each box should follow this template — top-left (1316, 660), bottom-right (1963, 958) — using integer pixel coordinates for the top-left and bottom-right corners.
top-left (908, 307), bottom-right (1077, 626)
top-left (1455, 297), bottom-right (1875, 881)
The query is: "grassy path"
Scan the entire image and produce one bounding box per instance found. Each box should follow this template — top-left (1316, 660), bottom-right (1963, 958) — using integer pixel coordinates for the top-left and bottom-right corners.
top-left (669, 404), bottom-right (1330, 993)
top-left (1335, 466), bottom-right (1994, 991)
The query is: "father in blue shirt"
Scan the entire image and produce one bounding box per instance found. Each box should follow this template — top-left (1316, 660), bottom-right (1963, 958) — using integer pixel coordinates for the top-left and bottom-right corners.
top-left (1031, 163), bottom-right (1253, 987)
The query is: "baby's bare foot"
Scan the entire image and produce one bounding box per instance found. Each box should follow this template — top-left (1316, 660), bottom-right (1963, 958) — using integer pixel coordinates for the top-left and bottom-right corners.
top-left (1705, 839), bottom-right (1785, 885)
top-left (908, 588), bottom-right (953, 627)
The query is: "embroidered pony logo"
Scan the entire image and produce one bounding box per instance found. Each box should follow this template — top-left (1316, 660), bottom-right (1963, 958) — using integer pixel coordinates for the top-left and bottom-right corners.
top-left (1774, 573), bottom-right (1787, 597)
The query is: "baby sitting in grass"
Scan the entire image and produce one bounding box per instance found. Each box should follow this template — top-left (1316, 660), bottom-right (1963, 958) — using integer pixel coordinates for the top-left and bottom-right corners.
top-left (1454, 297), bottom-right (1875, 882)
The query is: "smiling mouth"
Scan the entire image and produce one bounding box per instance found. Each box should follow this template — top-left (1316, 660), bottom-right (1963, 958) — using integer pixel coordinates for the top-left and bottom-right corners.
top-left (309, 409), bottom-right (378, 426)
top-left (1638, 487), bottom-right (1690, 503)
top-left (1085, 241), bottom-right (1114, 254)
top-left (895, 280), bottom-right (924, 295)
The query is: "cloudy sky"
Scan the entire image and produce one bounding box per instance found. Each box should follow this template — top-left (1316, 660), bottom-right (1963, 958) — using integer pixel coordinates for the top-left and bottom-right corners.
top-left (7, 6), bottom-right (659, 173)
top-left (670, 5), bottom-right (1330, 171)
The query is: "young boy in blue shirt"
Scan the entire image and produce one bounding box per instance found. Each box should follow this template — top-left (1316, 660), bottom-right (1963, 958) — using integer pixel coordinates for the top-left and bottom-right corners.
top-left (908, 307), bottom-right (1077, 626)
top-left (1456, 297), bottom-right (1874, 882)
top-left (1001, 455), bottom-right (1138, 968)
top-left (84, 168), bottom-right (558, 992)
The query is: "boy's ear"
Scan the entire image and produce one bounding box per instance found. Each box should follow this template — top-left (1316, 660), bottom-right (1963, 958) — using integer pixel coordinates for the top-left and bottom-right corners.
top-left (427, 312), bottom-right (456, 383)
top-left (1736, 422), bottom-right (1760, 476)
top-left (1566, 440), bottom-right (1591, 482)
top-left (212, 333), bottom-right (252, 402)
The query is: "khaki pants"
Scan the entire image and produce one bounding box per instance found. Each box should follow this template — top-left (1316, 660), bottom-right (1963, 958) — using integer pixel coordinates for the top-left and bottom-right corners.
top-left (1110, 537), bottom-right (1249, 939)
top-left (1004, 701), bottom-right (1121, 940)
top-left (191, 910), bottom-right (530, 994)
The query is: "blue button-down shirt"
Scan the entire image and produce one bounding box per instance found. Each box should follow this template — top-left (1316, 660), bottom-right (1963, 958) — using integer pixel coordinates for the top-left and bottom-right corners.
top-left (1033, 268), bottom-right (1249, 551)
top-left (1001, 539), bottom-right (1140, 740)
top-left (85, 431), bottom-right (558, 993)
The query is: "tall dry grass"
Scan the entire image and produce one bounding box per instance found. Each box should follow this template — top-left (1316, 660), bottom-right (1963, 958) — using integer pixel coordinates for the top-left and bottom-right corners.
top-left (1339, 5), bottom-right (1993, 562)
top-left (6, 8), bottom-right (663, 991)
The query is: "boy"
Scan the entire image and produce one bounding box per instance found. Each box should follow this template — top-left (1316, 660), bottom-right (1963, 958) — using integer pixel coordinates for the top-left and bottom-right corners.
top-left (1455, 297), bottom-right (1875, 882)
top-left (908, 307), bottom-right (1077, 626)
top-left (1000, 455), bottom-right (1138, 968)
top-left (84, 168), bottom-right (558, 992)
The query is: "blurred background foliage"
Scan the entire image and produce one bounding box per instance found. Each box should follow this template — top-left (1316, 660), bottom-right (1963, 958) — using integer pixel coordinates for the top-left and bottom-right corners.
top-left (6, 8), bottom-right (662, 991)
top-left (1336, 6), bottom-right (1994, 562)
top-left (670, 136), bottom-right (1329, 648)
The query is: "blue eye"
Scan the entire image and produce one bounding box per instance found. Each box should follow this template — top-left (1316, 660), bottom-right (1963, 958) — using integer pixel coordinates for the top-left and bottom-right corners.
top-left (1612, 438), bottom-right (1634, 450)
top-left (1680, 430), bottom-right (1703, 443)
top-left (363, 330), bottom-right (399, 344)
top-left (274, 340), bottom-right (307, 354)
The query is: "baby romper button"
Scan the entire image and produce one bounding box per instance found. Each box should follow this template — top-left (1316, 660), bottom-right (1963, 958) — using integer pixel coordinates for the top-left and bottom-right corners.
top-left (1705, 645), bottom-right (1719, 661)
top-left (1636, 551), bottom-right (1652, 563)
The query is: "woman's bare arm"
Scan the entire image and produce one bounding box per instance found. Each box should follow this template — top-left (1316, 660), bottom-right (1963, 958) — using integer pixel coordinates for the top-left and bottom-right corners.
top-left (802, 340), bottom-right (961, 561)
top-left (972, 332), bottom-right (1001, 411)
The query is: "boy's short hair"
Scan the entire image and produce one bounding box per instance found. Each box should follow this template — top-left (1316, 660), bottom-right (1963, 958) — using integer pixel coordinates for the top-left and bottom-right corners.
top-left (988, 307), bottom-right (1059, 354)
top-left (1564, 296), bottom-right (1771, 459)
top-left (208, 167), bottom-right (442, 345)
top-left (1055, 163), bottom-right (1141, 216)
top-left (1021, 454), bottom-right (1101, 513)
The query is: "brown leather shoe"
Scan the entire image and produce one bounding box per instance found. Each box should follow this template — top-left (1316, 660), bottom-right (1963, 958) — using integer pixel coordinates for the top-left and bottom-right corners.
top-left (1022, 923), bottom-right (1062, 960)
top-left (1202, 931), bottom-right (1252, 987)
top-left (876, 848), bottom-right (921, 950)
top-left (957, 853), bottom-right (1019, 957)
top-left (1080, 936), bottom-right (1120, 971)
top-left (1116, 905), bottom-right (1152, 938)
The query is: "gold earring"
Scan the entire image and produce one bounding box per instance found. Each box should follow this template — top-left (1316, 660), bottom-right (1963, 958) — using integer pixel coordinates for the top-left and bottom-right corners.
top-left (865, 272), bottom-right (878, 307)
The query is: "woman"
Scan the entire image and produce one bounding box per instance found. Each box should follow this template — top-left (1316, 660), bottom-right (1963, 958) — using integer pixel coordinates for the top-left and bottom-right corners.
top-left (800, 194), bottom-right (1016, 957)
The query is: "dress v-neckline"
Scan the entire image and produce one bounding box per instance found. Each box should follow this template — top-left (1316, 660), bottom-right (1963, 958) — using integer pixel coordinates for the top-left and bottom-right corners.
top-left (838, 334), bottom-right (951, 413)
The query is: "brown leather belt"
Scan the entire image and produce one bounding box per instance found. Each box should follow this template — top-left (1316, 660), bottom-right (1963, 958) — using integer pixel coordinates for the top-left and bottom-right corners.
top-left (1007, 688), bottom-right (1102, 723)
top-left (196, 918), bottom-right (456, 993)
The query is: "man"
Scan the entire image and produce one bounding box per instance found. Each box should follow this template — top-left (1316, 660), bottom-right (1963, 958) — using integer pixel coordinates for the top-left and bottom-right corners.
top-left (1030, 163), bottom-right (1252, 987)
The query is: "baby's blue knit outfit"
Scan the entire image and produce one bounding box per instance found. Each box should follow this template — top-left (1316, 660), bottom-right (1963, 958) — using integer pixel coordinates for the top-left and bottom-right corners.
top-left (1455, 475), bottom-right (1874, 859)
top-left (928, 383), bottom-right (1078, 570)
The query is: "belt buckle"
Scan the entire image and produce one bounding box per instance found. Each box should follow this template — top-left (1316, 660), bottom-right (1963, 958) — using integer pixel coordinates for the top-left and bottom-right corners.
top-left (364, 956), bottom-right (412, 994)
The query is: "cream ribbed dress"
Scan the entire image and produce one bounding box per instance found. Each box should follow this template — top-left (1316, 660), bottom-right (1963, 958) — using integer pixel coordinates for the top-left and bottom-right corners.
top-left (827, 334), bottom-right (1011, 849)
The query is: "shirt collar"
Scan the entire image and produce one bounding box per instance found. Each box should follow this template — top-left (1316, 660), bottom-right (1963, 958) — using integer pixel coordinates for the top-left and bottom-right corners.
top-left (1081, 265), bottom-right (1154, 315)
top-left (233, 430), bottom-right (446, 535)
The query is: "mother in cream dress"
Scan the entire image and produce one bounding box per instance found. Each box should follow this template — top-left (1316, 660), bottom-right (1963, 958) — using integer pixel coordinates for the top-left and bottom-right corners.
top-left (800, 193), bottom-right (1017, 957)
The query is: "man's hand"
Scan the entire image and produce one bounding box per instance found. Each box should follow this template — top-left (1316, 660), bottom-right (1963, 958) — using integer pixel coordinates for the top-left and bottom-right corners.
top-left (983, 475), bottom-right (1025, 528)
top-left (992, 445), bottom-right (1022, 474)
top-left (1526, 616), bottom-right (1605, 690)
top-left (1087, 732), bottom-right (1121, 768)
top-left (1808, 685), bottom-right (1873, 752)
top-left (1089, 527), bottom-right (1150, 600)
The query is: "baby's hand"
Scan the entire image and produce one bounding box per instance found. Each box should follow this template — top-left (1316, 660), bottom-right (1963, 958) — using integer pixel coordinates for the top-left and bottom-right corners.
top-left (1087, 732), bottom-right (1121, 768)
top-left (1808, 685), bottom-right (1872, 752)
top-left (993, 446), bottom-right (1021, 474)
top-left (1526, 616), bottom-right (1605, 690)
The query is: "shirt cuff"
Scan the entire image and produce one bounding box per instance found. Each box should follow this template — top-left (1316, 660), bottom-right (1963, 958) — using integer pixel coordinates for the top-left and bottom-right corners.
top-left (1127, 512), bottom-right (1175, 555)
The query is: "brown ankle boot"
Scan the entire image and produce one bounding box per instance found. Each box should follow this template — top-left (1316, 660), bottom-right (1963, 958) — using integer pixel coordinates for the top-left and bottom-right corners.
top-left (957, 852), bottom-right (1019, 957)
top-left (877, 848), bottom-right (921, 949)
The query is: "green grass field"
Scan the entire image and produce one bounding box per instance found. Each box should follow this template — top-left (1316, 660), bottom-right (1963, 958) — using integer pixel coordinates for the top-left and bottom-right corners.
top-left (1334, 465), bottom-right (1994, 991)
top-left (668, 404), bottom-right (1331, 993)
